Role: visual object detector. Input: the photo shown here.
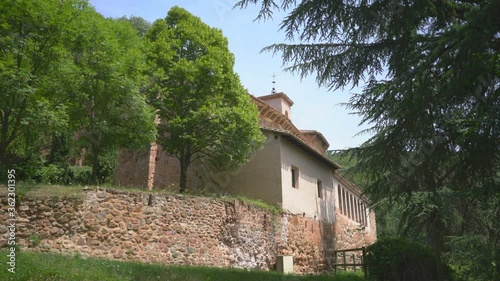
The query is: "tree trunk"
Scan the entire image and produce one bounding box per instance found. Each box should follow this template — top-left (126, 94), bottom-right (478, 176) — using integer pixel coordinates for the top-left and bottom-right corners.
top-left (179, 149), bottom-right (191, 194)
top-left (0, 114), bottom-right (10, 167)
top-left (494, 245), bottom-right (499, 281)
top-left (179, 161), bottom-right (187, 194)
top-left (0, 144), bottom-right (6, 167)
top-left (429, 212), bottom-right (446, 281)
top-left (91, 144), bottom-right (100, 185)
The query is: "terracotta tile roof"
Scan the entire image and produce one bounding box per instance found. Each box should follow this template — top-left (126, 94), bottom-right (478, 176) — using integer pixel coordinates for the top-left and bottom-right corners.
top-left (262, 127), bottom-right (340, 170)
top-left (250, 94), bottom-right (340, 170)
top-left (300, 130), bottom-right (330, 148)
top-left (250, 94), bottom-right (303, 137)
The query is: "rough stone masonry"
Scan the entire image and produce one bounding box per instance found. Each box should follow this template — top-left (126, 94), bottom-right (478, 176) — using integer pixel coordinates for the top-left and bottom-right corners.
top-left (0, 189), bottom-right (375, 274)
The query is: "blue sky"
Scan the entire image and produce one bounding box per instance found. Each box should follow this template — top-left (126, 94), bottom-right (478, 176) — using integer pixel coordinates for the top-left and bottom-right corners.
top-left (89, 0), bottom-right (372, 150)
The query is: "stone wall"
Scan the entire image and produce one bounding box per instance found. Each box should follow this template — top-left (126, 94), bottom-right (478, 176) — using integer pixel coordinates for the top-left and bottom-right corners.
top-left (114, 147), bottom-right (210, 191)
top-left (334, 208), bottom-right (377, 250)
top-left (0, 189), bottom-right (375, 274)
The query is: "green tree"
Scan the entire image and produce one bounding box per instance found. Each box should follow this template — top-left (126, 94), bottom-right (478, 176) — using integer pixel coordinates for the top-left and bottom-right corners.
top-left (0, 0), bottom-right (83, 174)
top-left (237, 1), bottom-right (499, 280)
top-left (67, 8), bottom-right (156, 184)
top-left (327, 150), bottom-right (366, 186)
top-left (118, 16), bottom-right (151, 37)
top-left (146, 7), bottom-right (263, 193)
top-left (329, 150), bottom-right (401, 238)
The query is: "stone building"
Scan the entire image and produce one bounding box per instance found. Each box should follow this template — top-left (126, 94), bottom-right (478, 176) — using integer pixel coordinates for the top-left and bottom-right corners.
top-left (114, 91), bottom-right (376, 249)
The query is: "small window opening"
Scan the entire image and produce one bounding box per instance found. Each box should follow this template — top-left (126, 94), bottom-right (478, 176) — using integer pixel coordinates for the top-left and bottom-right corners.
top-left (291, 166), bottom-right (299, 188)
top-left (317, 180), bottom-right (323, 198)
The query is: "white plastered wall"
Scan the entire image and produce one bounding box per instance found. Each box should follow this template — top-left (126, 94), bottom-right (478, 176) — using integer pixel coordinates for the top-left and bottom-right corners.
top-left (224, 131), bottom-right (283, 205)
top-left (262, 97), bottom-right (292, 118)
top-left (279, 137), bottom-right (336, 223)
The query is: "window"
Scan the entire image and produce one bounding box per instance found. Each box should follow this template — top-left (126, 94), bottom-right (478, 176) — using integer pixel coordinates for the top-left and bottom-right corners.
top-left (338, 184), bottom-right (343, 211)
top-left (337, 184), bottom-right (369, 226)
top-left (291, 166), bottom-right (299, 188)
top-left (354, 197), bottom-right (359, 221)
top-left (317, 180), bottom-right (323, 198)
top-left (341, 186), bottom-right (346, 215)
top-left (360, 202), bottom-right (367, 226)
top-left (349, 193), bottom-right (354, 220)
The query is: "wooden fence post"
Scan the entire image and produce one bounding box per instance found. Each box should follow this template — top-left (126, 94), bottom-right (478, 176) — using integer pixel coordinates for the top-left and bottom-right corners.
top-left (352, 253), bottom-right (356, 270)
top-left (343, 251), bottom-right (347, 271)
top-left (332, 247), bottom-right (367, 276)
top-left (334, 251), bottom-right (337, 273)
top-left (362, 247), bottom-right (367, 279)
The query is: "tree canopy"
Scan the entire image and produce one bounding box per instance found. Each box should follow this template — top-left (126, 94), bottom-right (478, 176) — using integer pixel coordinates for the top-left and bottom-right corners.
top-left (146, 7), bottom-right (264, 193)
top-left (119, 16), bottom-right (151, 37)
top-left (237, 1), bottom-right (499, 280)
top-left (1, 2), bottom-right (262, 189)
top-left (0, 0), bottom-right (156, 184)
top-left (66, 8), bottom-right (156, 184)
top-left (0, 0), bottom-right (82, 171)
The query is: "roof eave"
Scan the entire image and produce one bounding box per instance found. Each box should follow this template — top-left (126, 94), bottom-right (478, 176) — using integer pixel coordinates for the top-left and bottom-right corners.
top-left (261, 127), bottom-right (340, 170)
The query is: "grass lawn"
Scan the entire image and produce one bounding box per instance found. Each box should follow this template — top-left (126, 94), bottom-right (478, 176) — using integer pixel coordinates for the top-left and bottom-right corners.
top-left (0, 182), bottom-right (160, 198)
top-left (0, 183), bottom-right (84, 198)
top-left (0, 182), bottom-right (284, 213)
top-left (0, 250), bottom-right (364, 281)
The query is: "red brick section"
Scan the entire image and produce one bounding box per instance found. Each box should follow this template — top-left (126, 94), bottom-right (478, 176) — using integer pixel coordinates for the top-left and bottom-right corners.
top-left (0, 189), bottom-right (376, 274)
top-left (147, 142), bottom-right (158, 190)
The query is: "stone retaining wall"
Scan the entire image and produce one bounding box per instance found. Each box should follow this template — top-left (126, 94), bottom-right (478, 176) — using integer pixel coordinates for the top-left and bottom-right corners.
top-left (0, 189), bottom-right (375, 274)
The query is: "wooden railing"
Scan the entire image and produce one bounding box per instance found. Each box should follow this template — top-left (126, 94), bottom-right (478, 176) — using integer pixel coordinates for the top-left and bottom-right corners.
top-left (333, 247), bottom-right (367, 278)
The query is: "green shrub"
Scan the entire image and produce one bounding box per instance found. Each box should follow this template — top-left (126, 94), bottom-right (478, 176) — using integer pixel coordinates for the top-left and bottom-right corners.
top-left (446, 235), bottom-right (498, 281)
top-left (365, 238), bottom-right (455, 281)
top-left (39, 164), bottom-right (65, 184)
top-left (12, 152), bottom-right (45, 182)
top-left (93, 149), bottom-right (118, 184)
top-left (15, 188), bottom-right (25, 210)
top-left (67, 166), bottom-right (93, 185)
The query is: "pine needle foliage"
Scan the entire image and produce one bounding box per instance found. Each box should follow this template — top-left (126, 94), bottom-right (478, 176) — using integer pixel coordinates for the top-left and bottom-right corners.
top-left (236, 1), bottom-right (499, 280)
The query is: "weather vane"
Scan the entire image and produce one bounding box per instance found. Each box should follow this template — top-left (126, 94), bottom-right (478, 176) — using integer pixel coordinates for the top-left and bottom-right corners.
top-left (271, 73), bottom-right (277, 94)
